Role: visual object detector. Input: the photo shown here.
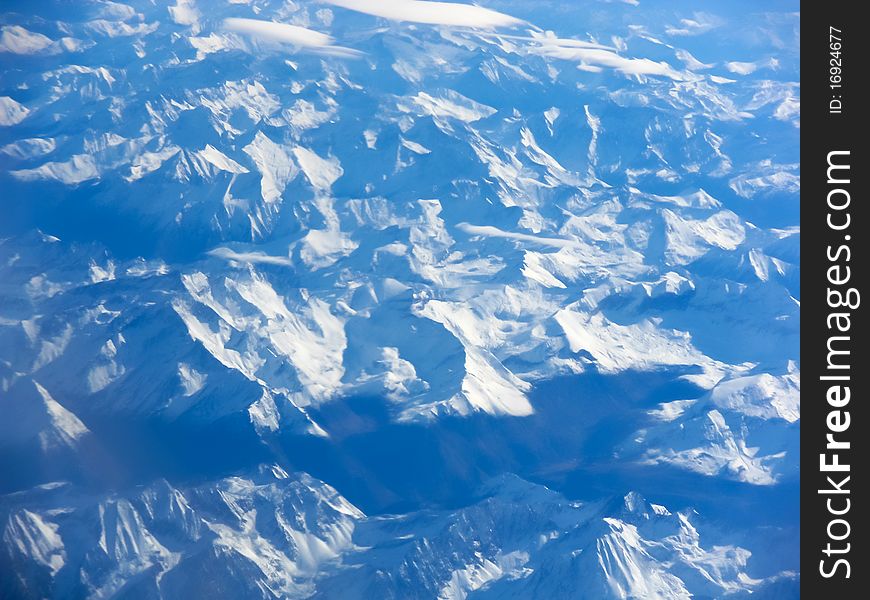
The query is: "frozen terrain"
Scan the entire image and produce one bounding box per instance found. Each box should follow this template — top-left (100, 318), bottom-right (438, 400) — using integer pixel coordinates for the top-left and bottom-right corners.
top-left (1, 0), bottom-right (799, 598)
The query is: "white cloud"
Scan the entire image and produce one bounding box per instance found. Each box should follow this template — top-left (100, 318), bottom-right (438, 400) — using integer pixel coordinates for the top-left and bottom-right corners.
top-left (665, 13), bottom-right (723, 37)
top-left (725, 62), bottom-right (756, 76)
top-left (499, 31), bottom-right (613, 51)
top-left (326, 0), bottom-right (523, 29)
top-left (169, 0), bottom-right (201, 33)
top-left (725, 58), bottom-right (779, 76)
top-left (457, 223), bottom-right (575, 249)
top-left (223, 18), bottom-right (361, 57)
top-left (526, 32), bottom-right (684, 80)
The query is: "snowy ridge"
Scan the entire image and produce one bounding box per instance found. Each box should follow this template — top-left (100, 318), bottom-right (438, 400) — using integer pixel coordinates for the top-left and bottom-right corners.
top-left (1, 470), bottom-right (797, 599)
top-left (1, 467), bottom-right (363, 599)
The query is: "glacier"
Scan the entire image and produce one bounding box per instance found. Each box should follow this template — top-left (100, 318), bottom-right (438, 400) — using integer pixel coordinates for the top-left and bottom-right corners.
top-left (1, 0), bottom-right (799, 598)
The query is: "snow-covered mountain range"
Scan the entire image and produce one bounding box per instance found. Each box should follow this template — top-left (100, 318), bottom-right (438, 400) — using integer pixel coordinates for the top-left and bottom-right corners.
top-left (1, 0), bottom-right (799, 597)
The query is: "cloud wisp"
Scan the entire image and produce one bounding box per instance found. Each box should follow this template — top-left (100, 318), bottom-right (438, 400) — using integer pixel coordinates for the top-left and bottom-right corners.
top-left (326, 0), bottom-right (523, 29)
top-left (208, 247), bottom-right (295, 266)
top-left (223, 18), bottom-right (361, 57)
top-left (665, 13), bottom-right (724, 37)
top-left (525, 32), bottom-right (685, 80)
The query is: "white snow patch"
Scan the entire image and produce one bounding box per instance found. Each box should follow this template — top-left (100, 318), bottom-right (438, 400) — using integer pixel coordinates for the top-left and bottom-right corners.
top-left (300, 228), bottom-right (358, 270)
top-left (229, 273), bottom-right (348, 402)
top-left (188, 33), bottom-right (239, 58)
top-left (709, 372), bottom-right (799, 423)
top-left (1, 137), bottom-right (57, 160)
top-left (87, 337), bottom-right (126, 393)
top-left (283, 99), bottom-right (335, 132)
top-left (11, 155), bottom-right (99, 184)
top-left (363, 129), bottom-right (378, 149)
top-left (34, 381), bottom-right (90, 448)
top-left (544, 107), bottom-right (560, 134)
top-left (660, 209), bottom-right (745, 266)
top-left (401, 138), bottom-right (431, 155)
top-left (0, 25), bottom-right (53, 54)
top-left (85, 19), bottom-right (158, 38)
top-left (378, 347), bottom-right (429, 400)
top-left (248, 390), bottom-right (281, 432)
top-left (641, 409), bottom-right (782, 485)
top-left (418, 300), bottom-right (533, 417)
top-left (178, 363), bottom-right (207, 396)
top-left (292, 147), bottom-right (343, 192)
top-left (197, 145), bottom-right (249, 174)
top-left (173, 299), bottom-right (265, 381)
top-left (3, 510), bottom-right (67, 576)
top-left (0, 96), bottom-right (30, 126)
top-left (243, 132), bottom-right (299, 203)
top-left (521, 252), bottom-right (566, 288)
top-left (555, 309), bottom-right (707, 373)
top-left (438, 551), bottom-right (530, 599)
top-left (399, 90), bottom-right (497, 124)
top-left (126, 145), bottom-right (181, 181)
